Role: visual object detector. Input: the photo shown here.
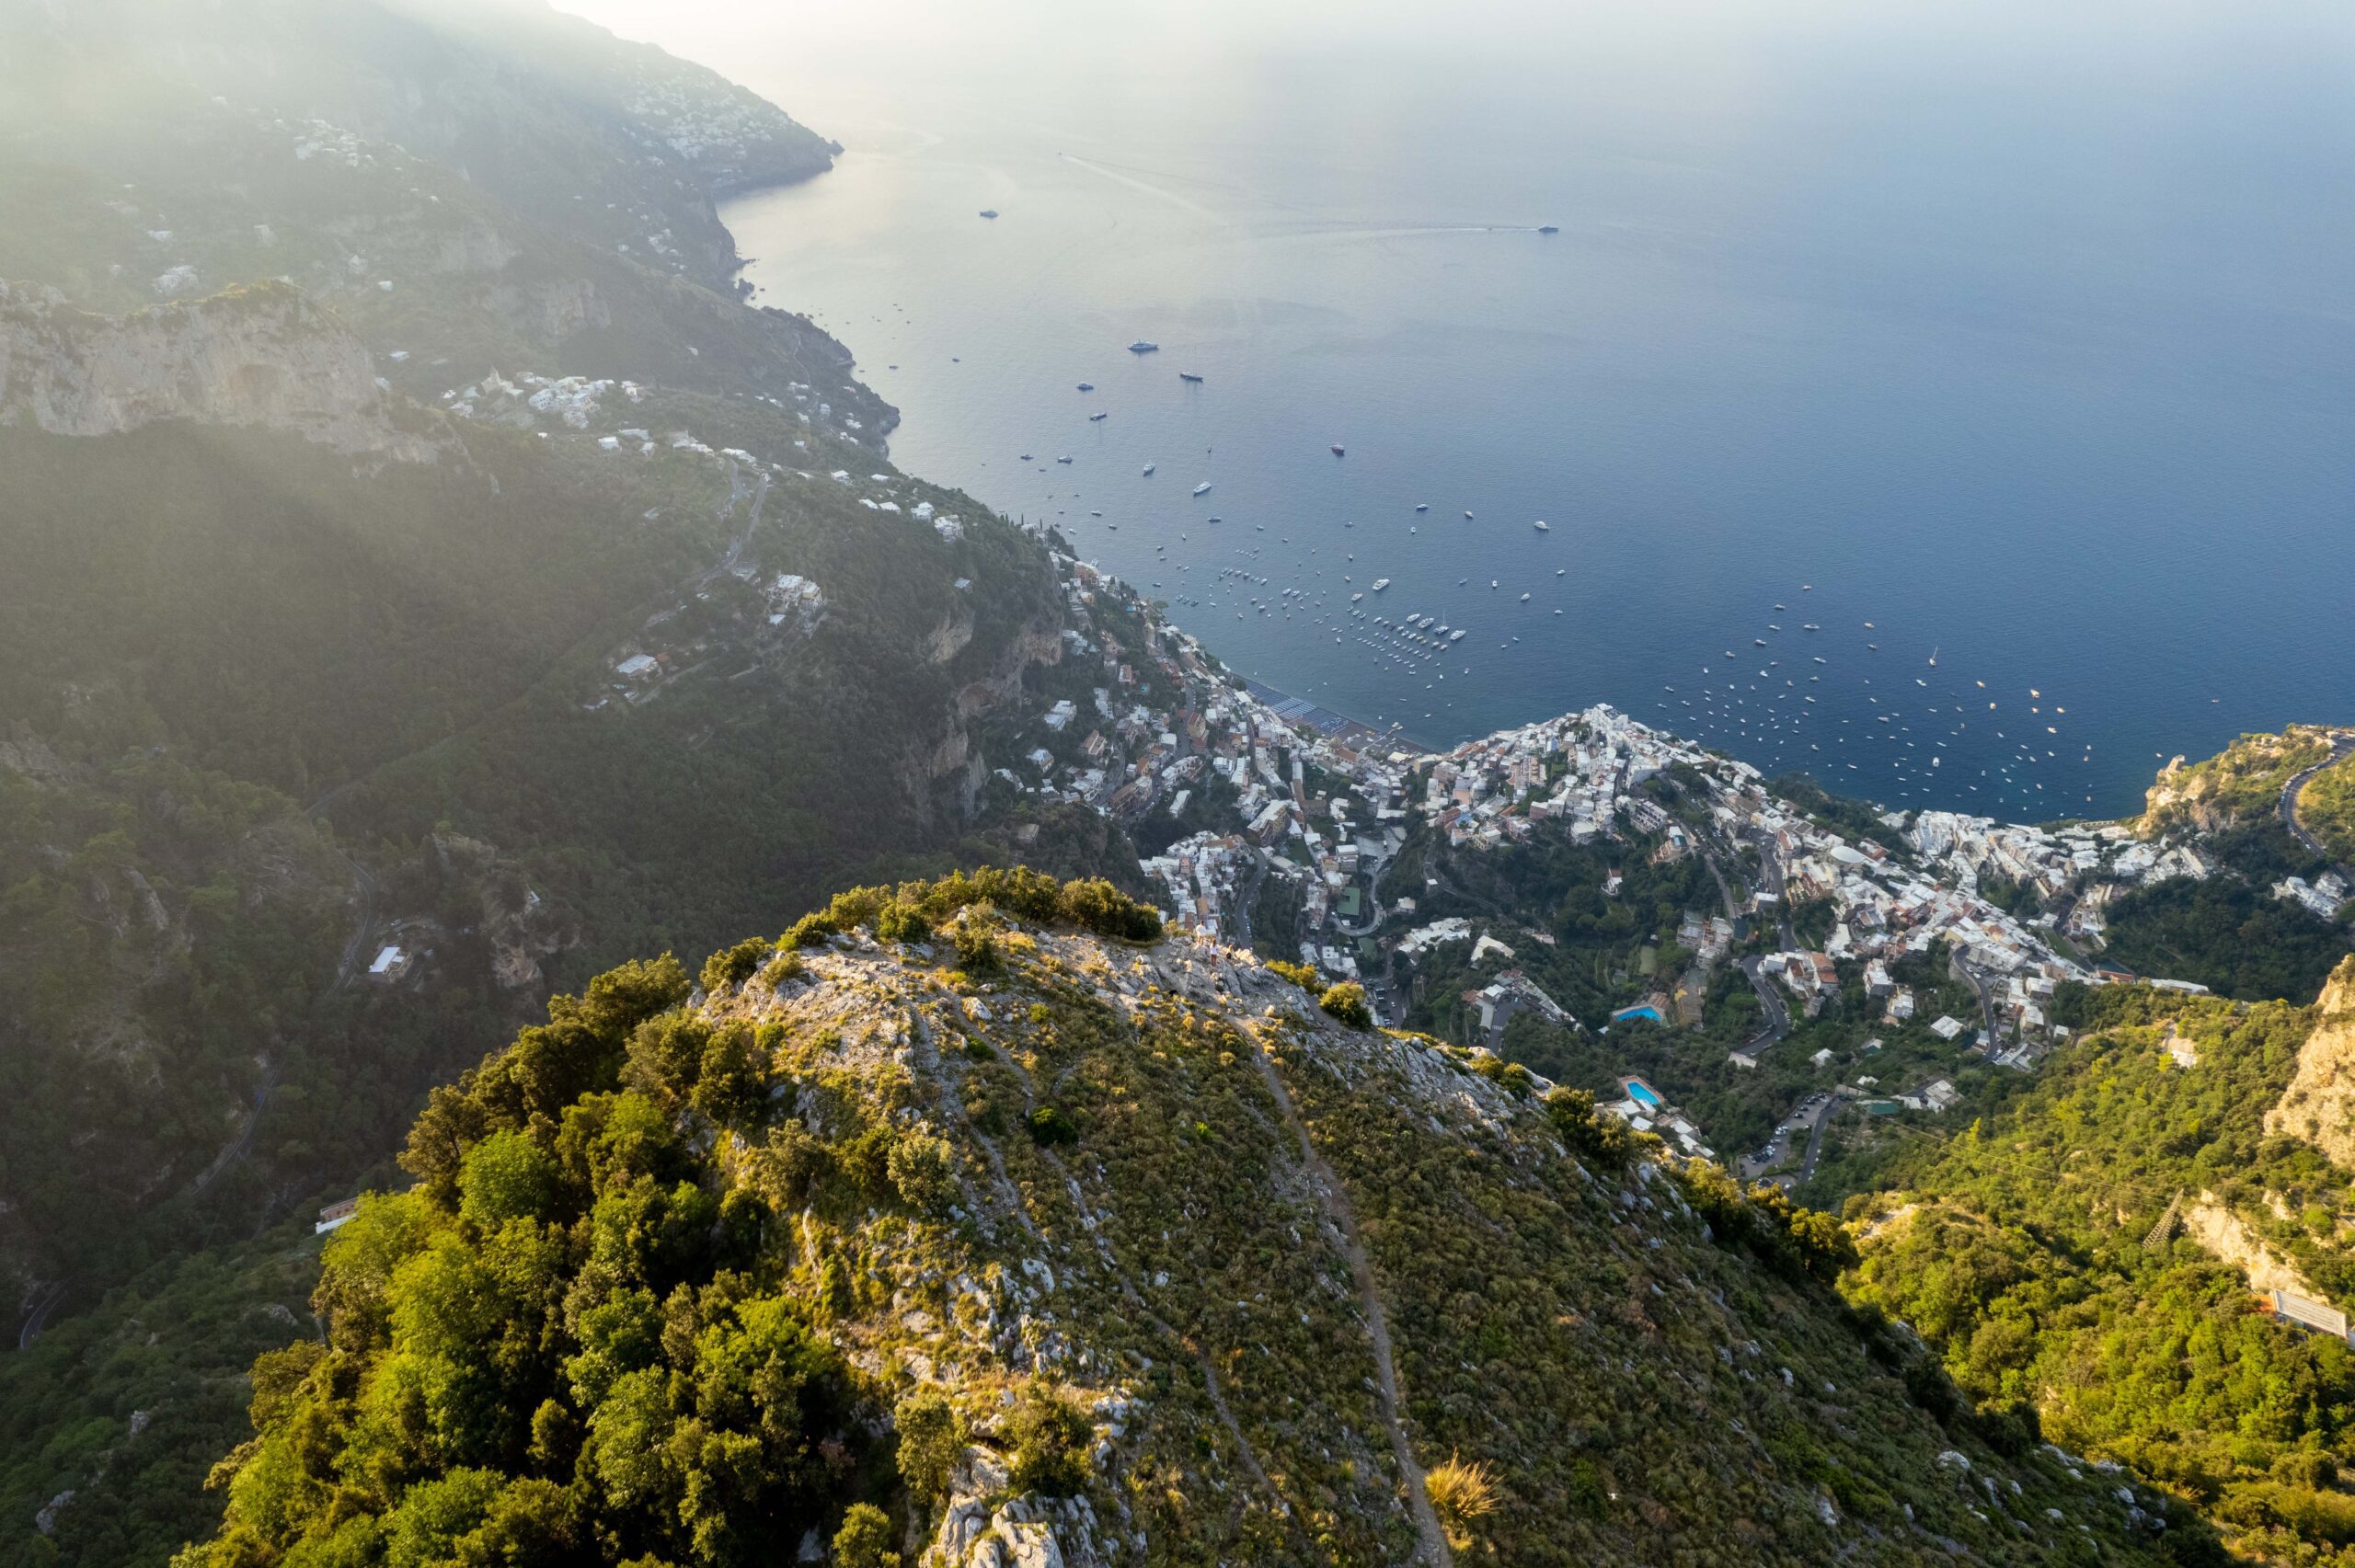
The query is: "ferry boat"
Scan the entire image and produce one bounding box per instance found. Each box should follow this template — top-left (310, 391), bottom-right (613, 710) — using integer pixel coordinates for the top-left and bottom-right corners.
top-left (1192, 482), bottom-right (1212, 497)
top-left (1128, 340), bottom-right (1160, 353)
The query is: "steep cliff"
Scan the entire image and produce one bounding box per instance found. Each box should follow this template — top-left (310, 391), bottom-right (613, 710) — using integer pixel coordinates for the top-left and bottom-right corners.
top-left (0, 279), bottom-right (444, 461)
top-left (2265, 956), bottom-right (2355, 1166)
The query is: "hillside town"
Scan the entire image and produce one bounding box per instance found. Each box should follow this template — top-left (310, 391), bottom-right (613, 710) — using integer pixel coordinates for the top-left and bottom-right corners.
top-left (956, 544), bottom-right (2318, 1164)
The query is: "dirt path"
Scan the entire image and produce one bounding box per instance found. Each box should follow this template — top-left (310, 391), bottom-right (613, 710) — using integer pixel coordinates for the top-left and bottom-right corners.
top-left (1243, 1023), bottom-right (1453, 1567)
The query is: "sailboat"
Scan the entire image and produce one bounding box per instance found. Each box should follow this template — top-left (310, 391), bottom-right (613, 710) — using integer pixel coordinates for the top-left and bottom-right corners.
top-left (1928, 646), bottom-right (1939, 668)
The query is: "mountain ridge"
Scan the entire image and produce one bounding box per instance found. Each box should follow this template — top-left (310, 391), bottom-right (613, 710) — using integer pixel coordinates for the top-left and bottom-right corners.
top-left (172, 874), bottom-right (2197, 1567)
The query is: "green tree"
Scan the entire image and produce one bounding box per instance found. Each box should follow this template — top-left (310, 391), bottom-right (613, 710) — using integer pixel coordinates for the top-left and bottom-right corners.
top-left (833, 1502), bottom-right (901, 1568)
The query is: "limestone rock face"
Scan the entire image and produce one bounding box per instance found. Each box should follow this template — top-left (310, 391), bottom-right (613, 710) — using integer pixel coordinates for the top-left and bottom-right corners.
top-left (2182, 1192), bottom-right (2317, 1299)
top-left (2266, 958), bottom-right (2355, 1167)
top-left (0, 279), bottom-right (444, 462)
top-left (925, 1448), bottom-right (1108, 1568)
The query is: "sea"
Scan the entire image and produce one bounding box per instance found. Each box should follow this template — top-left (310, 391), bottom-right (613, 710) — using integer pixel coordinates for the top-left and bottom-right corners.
top-left (663, 0), bottom-right (2355, 822)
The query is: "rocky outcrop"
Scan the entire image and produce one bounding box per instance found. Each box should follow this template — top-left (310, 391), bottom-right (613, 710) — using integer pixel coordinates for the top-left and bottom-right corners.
top-left (0, 279), bottom-right (446, 462)
top-left (925, 1448), bottom-right (1110, 1568)
top-left (2182, 1193), bottom-right (2317, 1299)
top-left (2265, 958), bottom-right (2355, 1167)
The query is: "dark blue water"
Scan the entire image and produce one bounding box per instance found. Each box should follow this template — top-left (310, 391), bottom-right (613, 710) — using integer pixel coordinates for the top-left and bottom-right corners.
top-left (712, 6), bottom-right (2355, 819)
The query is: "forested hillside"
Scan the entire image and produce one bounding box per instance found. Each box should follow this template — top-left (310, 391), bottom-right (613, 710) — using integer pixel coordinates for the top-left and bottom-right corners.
top-left (167, 876), bottom-right (2195, 1567)
top-left (1845, 963), bottom-right (2355, 1563)
top-left (0, 0), bottom-right (1093, 1334)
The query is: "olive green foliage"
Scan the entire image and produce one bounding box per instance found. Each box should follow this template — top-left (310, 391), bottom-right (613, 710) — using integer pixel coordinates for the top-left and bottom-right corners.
top-left (2140, 728), bottom-right (2337, 837)
top-left (0, 1227), bottom-right (327, 1568)
top-left (118, 890), bottom-right (2210, 1568)
top-left (1542, 1086), bottom-right (1637, 1168)
top-left (1844, 983), bottom-right (2355, 1561)
top-left (1317, 982), bottom-right (1373, 1030)
top-left (701, 938), bottom-right (774, 997)
top-left (176, 964), bottom-right (871, 1568)
top-left (948, 904), bottom-right (1004, 973)
top-left (833, 1503), bottom-right (901, 1568)
top-left (1265, 959), bottom-right (1319, 991)
top-left (875, 901), bottom-right (932, 945)
top-left (2098, 877), bottom-right (2347, 1004)
top-left (1675, 1159), bottom-right (1858, 1287)
top-left (890, 1390), bottom-right (966, 1505)
top-left (1005, 1385), bottom-right (1090, 1497)
top-left (787, 868), bottom-right (1161, 954)
top-left (1254, 1006), bottom-right (2185, 1563)
top-left (2302, 754), bottom-right (2355, 866)
top-left (1026, 1105), bottom-right (1080, 1148)
top-left (885, 1129), bottom-right (957, 1212)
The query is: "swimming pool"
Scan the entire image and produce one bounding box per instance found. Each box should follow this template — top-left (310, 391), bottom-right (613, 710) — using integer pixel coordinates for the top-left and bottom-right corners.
top-left (1624, 1078), bottom-right (1663, 1107)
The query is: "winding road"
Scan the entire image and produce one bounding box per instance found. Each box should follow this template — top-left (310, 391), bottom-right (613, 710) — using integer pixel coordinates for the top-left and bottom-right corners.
top-left (2281, 736), bottom-right (2355, 872)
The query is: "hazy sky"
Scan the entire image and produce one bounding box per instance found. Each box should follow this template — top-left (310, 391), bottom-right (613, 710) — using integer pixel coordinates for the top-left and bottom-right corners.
top-left (550, 0), bottom-right (2355, 155)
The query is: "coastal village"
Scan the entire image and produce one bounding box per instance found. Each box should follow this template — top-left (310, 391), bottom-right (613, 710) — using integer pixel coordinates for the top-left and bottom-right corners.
top-left (418, 365), bottom-right (2291, 1193)
top-left (986, 545), bottom-right (2295, 1173)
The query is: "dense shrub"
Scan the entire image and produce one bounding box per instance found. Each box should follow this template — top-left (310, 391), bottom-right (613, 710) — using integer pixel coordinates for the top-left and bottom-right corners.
top-left (1542, 1087), bottom-right (1635, 1168)
top-left (1318, 982), bottom-right (1372, 1029)
top-left (1027, 1105), bottom-right (1079, 1147)
top-left (1266, 959), bottom-right (1319, 991)
top-left (1006, 1384), bottom-right (1090, 1496)
top-left (701, 936), bottom-right (773, 996)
